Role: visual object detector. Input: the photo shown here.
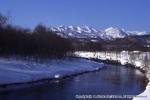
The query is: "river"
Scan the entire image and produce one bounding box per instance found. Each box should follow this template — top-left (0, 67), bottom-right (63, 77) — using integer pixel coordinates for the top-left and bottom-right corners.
top-left (0, 59), bottom-right (147, 100)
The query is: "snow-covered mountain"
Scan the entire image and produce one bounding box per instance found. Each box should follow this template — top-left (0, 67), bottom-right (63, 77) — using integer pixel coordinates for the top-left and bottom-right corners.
top-left (104, 27), bottom-right (128, 39)
top-left (49, 26), bottom-right (149, 40)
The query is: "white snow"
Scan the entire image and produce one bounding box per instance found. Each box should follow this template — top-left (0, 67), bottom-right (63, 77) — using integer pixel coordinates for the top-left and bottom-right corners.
top-left (104, 27), bottom-right (127, 38)
top-left (77, 26), bottom-right (83, 33)
top-left (68, 25), bottom-right (74, 30)
top-left (0, 57), bottom-right (104, 85)
top-left (127, 31), bottom-right (149, 36)
top-left (133, 83), bottom-right (150, 100)
top-left (54, 74), bottom-right (60, 78)
top-left (83, 26), bottom-right (92, 33)
top-left (133, 71), bottom-right (150, 100)
top-left (49, 26), bottom-right (149, 40)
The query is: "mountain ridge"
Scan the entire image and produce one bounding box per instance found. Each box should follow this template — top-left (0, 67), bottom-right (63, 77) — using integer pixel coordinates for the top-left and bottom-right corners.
top-left (49, 26), bottom-right (149, 40)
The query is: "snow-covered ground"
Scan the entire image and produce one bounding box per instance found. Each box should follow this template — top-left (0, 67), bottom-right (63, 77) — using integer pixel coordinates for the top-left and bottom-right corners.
top-left (133, 83), bottom-right (150, 100)
top-left (133, 70), bottom-right (150, 100)
top-left (75, 51), bottom-right (150, 100)
top-left (0, 51), bottom-right (149, 99)
top-left (0, 57), bottom-right (104, 86)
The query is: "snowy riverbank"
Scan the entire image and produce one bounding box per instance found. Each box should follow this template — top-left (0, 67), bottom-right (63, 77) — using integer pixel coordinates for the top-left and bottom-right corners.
top-left (0, 57), bottom-right (104, 88)
top-left (75, 51), bottom-right (150, 100)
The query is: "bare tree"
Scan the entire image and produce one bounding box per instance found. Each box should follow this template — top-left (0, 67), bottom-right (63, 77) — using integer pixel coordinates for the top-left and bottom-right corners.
top-left (0, 13), bottom-right (8, 26)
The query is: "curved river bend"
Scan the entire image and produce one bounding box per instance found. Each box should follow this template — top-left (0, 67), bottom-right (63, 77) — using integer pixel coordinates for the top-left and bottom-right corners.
top-left (0, 61), bottom-right (147, 100)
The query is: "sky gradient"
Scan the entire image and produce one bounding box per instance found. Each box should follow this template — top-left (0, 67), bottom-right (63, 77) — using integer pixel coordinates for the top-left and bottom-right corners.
top-left (0, 0), bottom-right (150, 31)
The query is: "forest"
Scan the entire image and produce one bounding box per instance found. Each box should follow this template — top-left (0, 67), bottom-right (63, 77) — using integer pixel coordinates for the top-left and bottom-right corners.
top-left (0, 13), bottom-right (73, 57)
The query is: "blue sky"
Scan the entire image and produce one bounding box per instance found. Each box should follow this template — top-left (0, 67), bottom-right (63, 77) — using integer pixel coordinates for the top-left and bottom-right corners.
top-left (0, 0), bottom-right (150, 31)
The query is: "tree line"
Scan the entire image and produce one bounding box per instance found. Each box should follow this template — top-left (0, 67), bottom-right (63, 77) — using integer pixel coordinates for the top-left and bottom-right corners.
top-left (0, 13), bottom-right (73, 57)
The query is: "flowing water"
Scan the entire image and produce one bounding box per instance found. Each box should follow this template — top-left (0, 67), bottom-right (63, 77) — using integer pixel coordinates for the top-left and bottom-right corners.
top-left (0, 60), bottom-right (147, 100)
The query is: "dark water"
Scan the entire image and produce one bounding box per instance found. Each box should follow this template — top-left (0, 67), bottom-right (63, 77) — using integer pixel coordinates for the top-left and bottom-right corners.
top-left (0, 65), bottom-right (147, 100)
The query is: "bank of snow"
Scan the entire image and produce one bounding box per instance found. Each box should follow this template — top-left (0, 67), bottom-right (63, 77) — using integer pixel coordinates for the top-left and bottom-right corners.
top-left (132, 71), bottom-right (150, 100)
top-left (0, 57), bottom-right (104, 86)
top-left (133, 82), bottom-right (150, 100)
